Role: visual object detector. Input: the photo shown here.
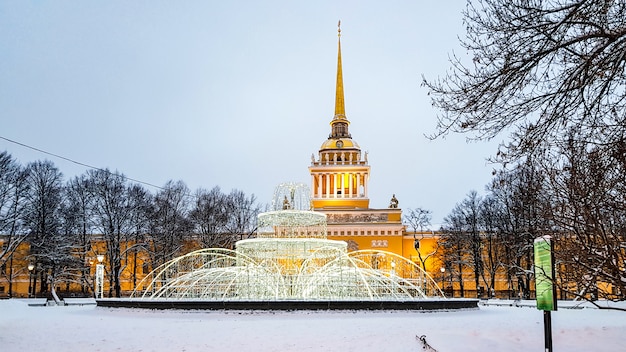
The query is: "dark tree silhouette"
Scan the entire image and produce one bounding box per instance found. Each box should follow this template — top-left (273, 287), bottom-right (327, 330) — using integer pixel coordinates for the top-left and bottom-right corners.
top-left (424, 0), bottom-right (626, 162)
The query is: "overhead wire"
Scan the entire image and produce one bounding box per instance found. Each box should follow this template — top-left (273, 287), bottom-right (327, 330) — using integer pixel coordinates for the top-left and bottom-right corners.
top-left (0, 134), bottom-right (168, 192)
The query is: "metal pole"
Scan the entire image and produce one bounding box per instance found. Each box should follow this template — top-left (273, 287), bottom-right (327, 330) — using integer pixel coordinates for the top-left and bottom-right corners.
top-left (96, 263), bottom-right (104, 299)
top-left (544, 310), bottom-right (553, 352)
top-left (27, 264), bottom-right (34, 298)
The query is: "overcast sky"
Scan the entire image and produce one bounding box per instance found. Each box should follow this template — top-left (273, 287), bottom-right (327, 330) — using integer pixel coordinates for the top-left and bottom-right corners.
top-left (0, 1), bottom-right (502, 226)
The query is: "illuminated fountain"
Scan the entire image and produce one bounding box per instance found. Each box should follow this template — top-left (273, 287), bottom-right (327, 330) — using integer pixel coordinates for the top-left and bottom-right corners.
top-left (126, 183), bottom-right (446, 305)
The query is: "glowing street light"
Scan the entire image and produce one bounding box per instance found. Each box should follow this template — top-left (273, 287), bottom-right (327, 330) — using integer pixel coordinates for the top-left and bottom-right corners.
top-left (95, 255), bottom-right (105, 299)
top-left (27, 263), bottom-right (34, 298)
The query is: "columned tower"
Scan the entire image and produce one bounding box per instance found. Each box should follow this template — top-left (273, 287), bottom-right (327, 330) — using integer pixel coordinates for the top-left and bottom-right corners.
top-left (309, 22), bottom-right (371, 210)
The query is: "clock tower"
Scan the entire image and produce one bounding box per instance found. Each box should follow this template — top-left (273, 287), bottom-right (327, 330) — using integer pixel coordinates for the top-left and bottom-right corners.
top-left (308, 23), bottom-right (409, 257)
top-left (309, 22), bottom-right (371, 210)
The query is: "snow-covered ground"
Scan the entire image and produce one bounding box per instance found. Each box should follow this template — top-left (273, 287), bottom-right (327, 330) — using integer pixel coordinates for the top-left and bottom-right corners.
top-left (1, 299), bottom-right (625, 351)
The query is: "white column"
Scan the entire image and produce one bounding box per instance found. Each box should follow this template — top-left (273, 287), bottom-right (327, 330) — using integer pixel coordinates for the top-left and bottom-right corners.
top-left (356, 173), bottom-right (362, 197)
top-left (348, 173), bottom-right (353, 198)
top-left (325, 173), bottom-right (330, 198)
top-left (317, 174), bottom-right (322, 198)
top-left (364, 174), bottom-right (369, 197)
top-left (339, 172), bottom-right (346, 198)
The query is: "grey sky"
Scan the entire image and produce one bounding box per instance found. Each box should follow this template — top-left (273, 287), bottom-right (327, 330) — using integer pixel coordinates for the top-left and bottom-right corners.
top-left (0, 1), bottom-right (501, 225)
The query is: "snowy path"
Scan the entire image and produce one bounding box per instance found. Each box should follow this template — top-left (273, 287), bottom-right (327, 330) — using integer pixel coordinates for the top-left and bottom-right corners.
top-left (1, 299), bottom-right (625, 351)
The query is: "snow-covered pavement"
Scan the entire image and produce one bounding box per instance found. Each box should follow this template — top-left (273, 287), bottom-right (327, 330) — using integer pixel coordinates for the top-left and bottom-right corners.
top-left (1, 299), bottom-right (625, 351)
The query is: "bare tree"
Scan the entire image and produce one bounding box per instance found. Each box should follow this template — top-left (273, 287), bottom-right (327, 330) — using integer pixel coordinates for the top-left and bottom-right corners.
top-left (545, 138), bottom-right (626, 302)
top-left (189, 187), bottom-right (261, 249)
top-left (403, 207), bottom-right (437, 270)
top-left (424, 0), bottom-right (626, 163)
top-left (190, 187), bottom-right (230, 248)
top-left (488, 160), bottom-right (547, 299)
top-left (461, 191), bottom-right (485, 297)
top-left (477, 194), bottom-right (507, 298)
top-left (126, 183), bottom-right (153, 290)
top-left (22, 160), bottom-right (68, 301)
top-left (147, 180), bottom-right (193, 267)
top-left (224, 189), bottom-right (261, 245)
top-left (60, 175), bottom-right (96, 296)
top-left (87, 169), bottom-right (132, 297)
top-left (439, 208), bottom-right (471, 297)
top-left (0, 152), bottom-right (29, 297)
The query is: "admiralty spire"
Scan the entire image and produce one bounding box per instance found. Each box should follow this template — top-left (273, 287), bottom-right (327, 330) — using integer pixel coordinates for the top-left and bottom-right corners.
top-left (309, 21), bottom-right (370, 210)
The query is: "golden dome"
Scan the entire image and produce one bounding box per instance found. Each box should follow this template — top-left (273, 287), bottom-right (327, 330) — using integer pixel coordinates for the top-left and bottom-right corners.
top-left (320, 138), bottom-right (360, 151)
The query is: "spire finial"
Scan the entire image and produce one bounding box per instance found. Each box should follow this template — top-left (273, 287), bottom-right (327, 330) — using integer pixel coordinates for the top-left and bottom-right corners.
top-left (334, 21), bottom-right (346, 119)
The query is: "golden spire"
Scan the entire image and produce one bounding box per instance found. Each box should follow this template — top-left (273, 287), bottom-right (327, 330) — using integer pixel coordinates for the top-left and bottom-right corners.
top-left (334, 20), bottom-right (346, 119)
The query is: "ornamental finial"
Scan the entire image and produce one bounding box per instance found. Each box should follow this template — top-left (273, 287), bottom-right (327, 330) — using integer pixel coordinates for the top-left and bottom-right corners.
top-left (338, 20), bottom-right (341, 37)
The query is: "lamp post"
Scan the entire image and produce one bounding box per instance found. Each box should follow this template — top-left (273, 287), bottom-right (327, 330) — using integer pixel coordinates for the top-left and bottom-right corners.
top-left (27, 264), bottom-right (34, 298)
top-left (95, 254), bottom-right (104, 299)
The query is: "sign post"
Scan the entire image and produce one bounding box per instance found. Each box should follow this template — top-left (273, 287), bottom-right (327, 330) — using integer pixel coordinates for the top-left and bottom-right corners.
top-left (534, 236), bottom-right (557, 352)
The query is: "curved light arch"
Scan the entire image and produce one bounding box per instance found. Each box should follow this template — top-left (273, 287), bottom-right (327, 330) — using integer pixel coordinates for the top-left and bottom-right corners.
top-left (131, 189), bottom-right (445, 302)
top-left (132, 245), bottom-right (445, 301)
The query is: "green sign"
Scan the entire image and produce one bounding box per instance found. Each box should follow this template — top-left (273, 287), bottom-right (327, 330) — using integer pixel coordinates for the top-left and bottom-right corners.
top-left (534, 236), bottom-right (557, 311)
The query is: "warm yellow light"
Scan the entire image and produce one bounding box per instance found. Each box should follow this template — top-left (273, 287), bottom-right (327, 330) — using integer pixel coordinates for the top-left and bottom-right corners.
top-left (97, 254), bottom-right (104, 263)
top-left (28, 264), bottom-right (34, 271)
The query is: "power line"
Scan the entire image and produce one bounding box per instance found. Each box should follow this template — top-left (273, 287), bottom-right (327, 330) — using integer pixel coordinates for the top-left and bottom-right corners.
top-left (0, 134), bottom-right (167, 192)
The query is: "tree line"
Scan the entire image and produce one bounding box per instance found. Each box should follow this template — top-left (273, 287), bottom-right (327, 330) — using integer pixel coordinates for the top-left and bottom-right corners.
top-left (0, 151), bottom-right (263, 297)
top-left (424, 0), bottom-right (626, 304)
top-left (437, 146), bottom-right (625, 303)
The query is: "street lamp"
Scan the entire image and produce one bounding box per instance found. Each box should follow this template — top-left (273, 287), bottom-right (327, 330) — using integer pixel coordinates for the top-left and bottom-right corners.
top-left (27, 264), bottom-right (34, 298)
top-left (95, 255), bottom-right (104, 299)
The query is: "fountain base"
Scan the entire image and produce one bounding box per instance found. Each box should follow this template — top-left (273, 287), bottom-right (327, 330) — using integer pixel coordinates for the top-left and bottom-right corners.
top-left (97, 298), bottom-right (479, 311)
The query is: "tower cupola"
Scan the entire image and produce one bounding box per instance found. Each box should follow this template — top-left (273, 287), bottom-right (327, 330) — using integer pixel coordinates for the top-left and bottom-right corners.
top-left (319, 21), bottom-right (361, 153)
top-left (309, 22), bottom-right (371, 210)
